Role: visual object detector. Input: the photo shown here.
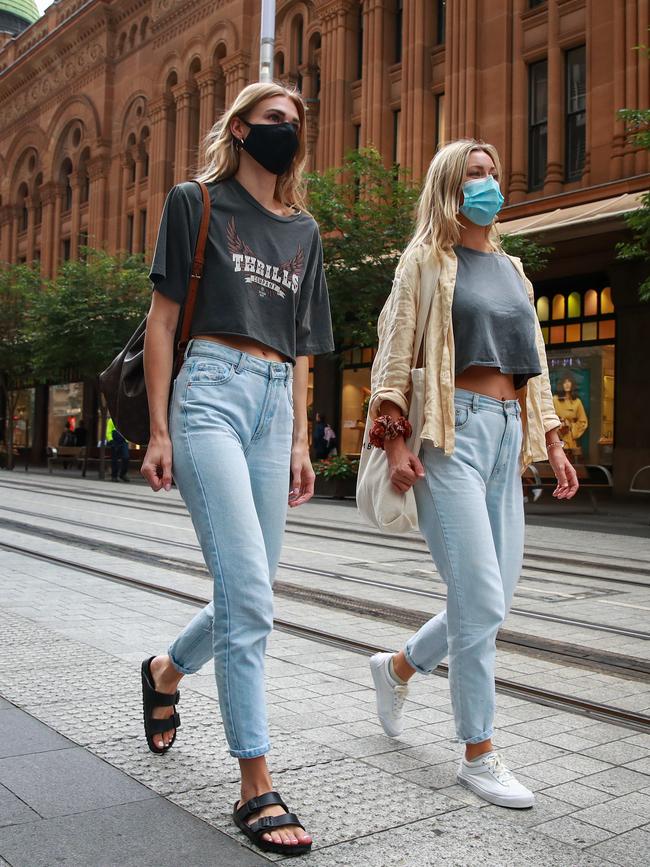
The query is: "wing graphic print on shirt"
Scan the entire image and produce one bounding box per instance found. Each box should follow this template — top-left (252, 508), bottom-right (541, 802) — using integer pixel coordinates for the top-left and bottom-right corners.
top-left (227, 216), bottom-right (304, 299)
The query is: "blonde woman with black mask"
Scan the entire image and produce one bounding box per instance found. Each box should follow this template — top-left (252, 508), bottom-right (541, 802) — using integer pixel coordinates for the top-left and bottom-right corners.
top-left (367, 140), bottom-right (578, 809)
top-left (140, 83), bottom-right (333, 856)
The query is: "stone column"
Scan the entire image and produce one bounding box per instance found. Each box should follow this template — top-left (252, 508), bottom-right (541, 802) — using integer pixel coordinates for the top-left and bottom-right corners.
top-left (87, 155), bottom-right (109, 249)
top-left (132, 147), bottom-right (144, 254)
top-left (51, 184), bottom-right (64, 276)
top-left (544, 0), bottom-right (563, 193)
top-left (315, 0), bottom-right (356, 168)
top-left (401, 0), bottom-right (434, 177)
top-left (222, 51), bottom-right (250, 106)
top-left (0, 206), bottom-right (12, 263)
top-left (69, 175), bottom-right (81, 260)
top-left (38, 182), bottom-right (57, 278)
top-left (360, 0), bottom-right (393, 154)
top-left (147, 96), bottom-right (173, 251)
top-left (10, 206), bottom-right (20, 263)
top-left (25, 196), bottom-right (36, 262)
top-left (636, 0), bottom-right (649, 175)
top-left (172, 83), bottom-right (193, 184)
top-left (508, 0), bottom-right (528, 201)
top-left (196, 69), bottom-right (217, 144)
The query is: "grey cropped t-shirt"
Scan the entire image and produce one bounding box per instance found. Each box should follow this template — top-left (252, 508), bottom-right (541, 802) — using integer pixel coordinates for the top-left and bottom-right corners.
top-left (452, 245), bottom-right (541, 390)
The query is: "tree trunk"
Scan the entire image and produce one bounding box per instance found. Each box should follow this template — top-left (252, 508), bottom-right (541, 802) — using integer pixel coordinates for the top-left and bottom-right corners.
top-left (1, 381), bottom-right (18, 472)
top-left (97, 386), bottom-right (108, 481)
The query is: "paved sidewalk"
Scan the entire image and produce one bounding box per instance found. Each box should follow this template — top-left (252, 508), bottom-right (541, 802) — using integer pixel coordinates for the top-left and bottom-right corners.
top-left (2, 535), bottom-right (650, 865)
top-left (0, 699), bottom-right (265, 867)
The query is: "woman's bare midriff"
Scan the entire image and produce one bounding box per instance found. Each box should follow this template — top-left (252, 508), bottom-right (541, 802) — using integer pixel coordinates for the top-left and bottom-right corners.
top-left (455, 365), bottom-right (518, 401)
top-left (193, 334), bottom-right (289, 363)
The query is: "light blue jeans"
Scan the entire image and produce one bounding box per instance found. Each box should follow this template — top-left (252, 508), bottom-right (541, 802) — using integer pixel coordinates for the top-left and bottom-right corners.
top-left (167, 340), bottom-right (293, 758)
top-left (406, 388), bottom-right (524, 744)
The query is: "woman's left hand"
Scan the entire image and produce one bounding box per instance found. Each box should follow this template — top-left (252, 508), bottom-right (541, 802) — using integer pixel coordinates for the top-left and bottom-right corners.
top-left (289, 444), bottom-right (315, 508)
top-left (548, 449), bottom-right (580, 500)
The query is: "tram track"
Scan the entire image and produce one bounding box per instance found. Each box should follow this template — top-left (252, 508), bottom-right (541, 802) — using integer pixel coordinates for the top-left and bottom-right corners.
top-left (2, 478), bottom-right (650, 588)
top-left (2, 515), bottom-right (649, 681)
top-left (2, 538), bottom-right (649, 736)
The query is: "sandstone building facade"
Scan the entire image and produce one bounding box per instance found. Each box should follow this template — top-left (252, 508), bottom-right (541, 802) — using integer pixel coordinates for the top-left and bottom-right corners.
top-left (1, 0), bottom-right (648, 491)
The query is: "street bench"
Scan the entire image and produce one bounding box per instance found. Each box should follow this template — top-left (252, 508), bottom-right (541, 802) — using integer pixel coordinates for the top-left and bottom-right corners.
top-left (523, 461), bottom-right (613, 512)
top-left (47, 446), bottom-right (86, 473)
top-left (629, 465), bottom-right (650, 496)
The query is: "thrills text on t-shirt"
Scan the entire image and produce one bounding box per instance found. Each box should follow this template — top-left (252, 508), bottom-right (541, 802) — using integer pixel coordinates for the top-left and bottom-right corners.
top-left (227, 217), bottom-right (303, 298)
top-left (148, 177), bottom-right (334, 362)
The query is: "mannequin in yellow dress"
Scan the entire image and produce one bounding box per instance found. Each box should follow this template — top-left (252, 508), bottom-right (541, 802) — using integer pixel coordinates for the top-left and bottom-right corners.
top-left (553, 375), bottom-right (588, 456)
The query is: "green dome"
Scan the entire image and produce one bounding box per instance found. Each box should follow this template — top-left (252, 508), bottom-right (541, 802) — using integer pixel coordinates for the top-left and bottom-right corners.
top-left (1, 0), bottom-right (39, 24)
top-left (0, 0), bottom-right (39, 35)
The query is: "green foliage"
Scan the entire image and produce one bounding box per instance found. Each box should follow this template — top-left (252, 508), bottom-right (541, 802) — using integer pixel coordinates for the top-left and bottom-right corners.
top-left (0, 262), bottom-right (41, 390)
top-left (28, 248), bottom-right (151, 383)
top-left (615, 42), bottom-right (650, 299)
top-left (313, 454), bottom-right (359, 480)
top-left (500, 234), bottom-right (553, 275)
top-left (307, 147), bottom-right (419, 350)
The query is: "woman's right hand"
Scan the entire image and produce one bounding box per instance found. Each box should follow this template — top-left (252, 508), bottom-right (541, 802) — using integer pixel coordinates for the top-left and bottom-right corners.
top-left (385, 438), bottom-right (425, 493)
top-left (141, 433), bottom-right (173, 492)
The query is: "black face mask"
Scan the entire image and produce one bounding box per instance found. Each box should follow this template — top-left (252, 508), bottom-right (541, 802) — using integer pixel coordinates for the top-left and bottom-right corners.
top-left (238, 119), bottom-right (299, 176)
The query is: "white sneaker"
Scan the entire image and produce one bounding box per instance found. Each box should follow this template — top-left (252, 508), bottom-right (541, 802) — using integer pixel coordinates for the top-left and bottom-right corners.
top-left (457, 751), bottom-right (534, 808)
top-left (369, 652), bottom-right (408, 738)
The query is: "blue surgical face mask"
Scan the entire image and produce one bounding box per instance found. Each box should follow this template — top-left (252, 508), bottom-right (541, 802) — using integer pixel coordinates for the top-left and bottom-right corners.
top-left (459, 175), bottom-right (505, 226)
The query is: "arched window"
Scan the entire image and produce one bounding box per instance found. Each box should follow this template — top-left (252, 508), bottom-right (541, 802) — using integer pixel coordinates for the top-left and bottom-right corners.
top-left (275, 52), bottom-right (284, 78)
top-left (584, 289), bottom-right (598, 316)
top-left (567, 291), bottom-right (581, 318)
top-left (79, 149), bottom-right (90, 204)
top-left (536, 296), bottom-right (549, 322)
top-left (61, 159), bottom-right (73, 211)
top-left (140, 128), bottom-right (150, 178)
top-left (600, 286), bottom-right (614, 314)
top-left (18, 183), bottom-right (28, 231)
top-left (552, 294), bottom-right (565, 320)
top-left (140, 17), bottom-right (149, 41)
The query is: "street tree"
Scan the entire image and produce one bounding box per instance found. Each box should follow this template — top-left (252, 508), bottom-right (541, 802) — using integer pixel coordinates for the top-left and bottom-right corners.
top-left (28, 248), bottom-right (151, 475)
top-left (616, 43), bottom-right (650, 300)
top-left (307, 147), bottom-right (552, 351)
top-left (0, 263), bottom-right (41, 470)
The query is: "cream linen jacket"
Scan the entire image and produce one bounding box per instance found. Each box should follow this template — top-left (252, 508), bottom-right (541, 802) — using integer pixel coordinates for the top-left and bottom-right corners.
top-left (368, 245), bottom-right (562, 473)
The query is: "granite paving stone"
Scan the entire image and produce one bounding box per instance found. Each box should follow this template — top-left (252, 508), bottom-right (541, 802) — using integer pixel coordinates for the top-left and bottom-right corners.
top-left (0, 783), bottom-right (40, 828)
top-left (0, 798), bottom-right (267, 867)
top-left (571, 800), bottom-right (650, 834)
top-left (0, 708), bottom-right (75, 758)
top-left (580, 767), bottom-right (650, 797)
top-left (586, 827), bottom-right (650, 867)
top-left (532, 815), bottom-right (613, 848)
top-left (542, 781), bottom-right (615, 809)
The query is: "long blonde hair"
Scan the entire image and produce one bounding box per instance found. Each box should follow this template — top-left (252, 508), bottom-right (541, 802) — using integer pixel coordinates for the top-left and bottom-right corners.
top-left (402, 139), bottom-right (504, 265)
top-left (195, 82), bottom-right (309, 212)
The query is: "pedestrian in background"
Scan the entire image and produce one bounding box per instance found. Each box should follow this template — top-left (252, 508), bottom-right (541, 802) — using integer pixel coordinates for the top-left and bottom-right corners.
top-left (323, 421), bottom-right (337, 456)
top-left (74, 419), bottom-right (88, 448)
top-left (367, 139), bottom-right (579, 809)
top-left (311, 411), bottom-right (328, 459)
top-left (107, 419), bottom-right (130, 482)
top-left (140, 82), bottom-right (333, 856)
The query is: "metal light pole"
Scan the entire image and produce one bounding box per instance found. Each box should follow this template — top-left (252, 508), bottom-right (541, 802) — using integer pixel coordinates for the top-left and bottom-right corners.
top-left (259, 0), bottom-right (276, 82)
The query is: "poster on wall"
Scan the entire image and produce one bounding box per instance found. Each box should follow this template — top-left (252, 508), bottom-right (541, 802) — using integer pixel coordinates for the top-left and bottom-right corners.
top-left (550, 366), bottom-right (591, 460)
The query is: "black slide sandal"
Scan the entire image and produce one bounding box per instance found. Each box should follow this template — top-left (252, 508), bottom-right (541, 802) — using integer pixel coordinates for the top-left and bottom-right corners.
top-left (233, 791), bottom-right (312, 856)
top-left (141, 656), bottom-right (180, 754)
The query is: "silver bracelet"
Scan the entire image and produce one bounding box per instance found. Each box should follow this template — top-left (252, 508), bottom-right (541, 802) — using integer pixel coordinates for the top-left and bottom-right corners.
top-left (547, 440), bottom-right (565, 449)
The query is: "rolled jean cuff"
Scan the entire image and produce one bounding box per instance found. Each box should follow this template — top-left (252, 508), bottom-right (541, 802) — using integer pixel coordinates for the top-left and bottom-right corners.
top-left (403, 644), bottom-right (435, 676)
top-left (456, 727), bottom-right (494, 745)
top-left (167, 648), bottom-right (199, 676)
top-left (229, 742), bottom-right (270, 759)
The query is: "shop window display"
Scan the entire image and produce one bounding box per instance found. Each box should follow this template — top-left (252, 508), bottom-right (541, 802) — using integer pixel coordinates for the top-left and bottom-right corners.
top-left (7, 388), bottom-right (35, 450)
top-left (47, 382), bottom-right (83, 446)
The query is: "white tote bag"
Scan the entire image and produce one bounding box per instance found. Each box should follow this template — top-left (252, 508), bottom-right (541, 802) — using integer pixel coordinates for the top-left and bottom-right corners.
top-left (356, 259), bottom-right (440, 534)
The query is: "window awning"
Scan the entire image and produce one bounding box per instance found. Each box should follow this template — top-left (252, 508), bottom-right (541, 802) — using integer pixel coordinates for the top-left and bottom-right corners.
top-left (497, 190), bottom-right (647, 241)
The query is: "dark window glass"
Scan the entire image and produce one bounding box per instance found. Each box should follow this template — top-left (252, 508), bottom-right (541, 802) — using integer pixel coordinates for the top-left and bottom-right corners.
top-left (529, 0), bottom-right (545, 7)
top-left (354, 124), bottom-right (361, 150)
top-left (126, 214), bottom-right (134, 254)
top-left (435, 93), bottom-right (446, 150)
top-left (21, 206), bottom-right (28, 231)
top-left (296, 17), bottom-right (303, 66)
top-left (80, 174), bottom-right (89, 204)
top-left (395, 0), bottom-right (403, 63)
top-left (528, 59), bottom-right (548, 191)
top-left (140, 209), bottom-right (147, 253)
top-left (565, 45), bottom-right (586, 182)
top-left (62, 238), bottom-right (71, 262)
top-left (64, 180), bottom-right (72, 211)
top-left (437, 0), bottom-right (446, 45)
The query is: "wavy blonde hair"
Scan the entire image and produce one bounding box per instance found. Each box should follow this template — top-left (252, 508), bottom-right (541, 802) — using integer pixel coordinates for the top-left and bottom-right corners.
top-left (402, 139), bottom-right (504, 265)
top-left (195, 82), bottom-right (309, 212)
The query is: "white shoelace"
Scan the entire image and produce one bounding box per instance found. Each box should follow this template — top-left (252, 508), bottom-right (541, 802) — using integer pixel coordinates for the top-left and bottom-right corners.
top-left (482, 752), bottom-right (513, 784)
top-left (392, 684), bottom-right (408, 713)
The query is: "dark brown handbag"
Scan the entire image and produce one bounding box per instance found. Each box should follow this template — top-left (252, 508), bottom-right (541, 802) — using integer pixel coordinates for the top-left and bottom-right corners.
top-left (99, 181), bottom-right (211, 446)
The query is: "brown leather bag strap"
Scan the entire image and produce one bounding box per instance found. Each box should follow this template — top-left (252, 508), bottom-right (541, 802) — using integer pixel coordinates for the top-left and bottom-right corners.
top-left (174, 180), bottom-right (211, 371)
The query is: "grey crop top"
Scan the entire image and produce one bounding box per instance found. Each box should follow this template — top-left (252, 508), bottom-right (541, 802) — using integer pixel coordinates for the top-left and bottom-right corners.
top-left (452, 246), bottom-right (542, 390)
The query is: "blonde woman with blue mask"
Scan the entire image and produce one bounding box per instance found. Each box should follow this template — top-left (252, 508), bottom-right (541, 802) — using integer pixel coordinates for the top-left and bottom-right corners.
top-left (367, 140), bottom-right (579, 809)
